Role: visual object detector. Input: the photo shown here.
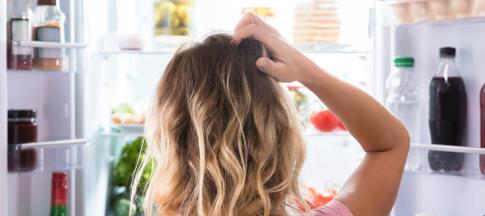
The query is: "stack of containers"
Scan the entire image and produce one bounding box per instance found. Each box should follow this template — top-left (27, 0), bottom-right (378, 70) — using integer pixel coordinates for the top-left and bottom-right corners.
top-left (390, 0), bottom-right (485, 25)
top-left (293, 0), bottom-right (341, 44)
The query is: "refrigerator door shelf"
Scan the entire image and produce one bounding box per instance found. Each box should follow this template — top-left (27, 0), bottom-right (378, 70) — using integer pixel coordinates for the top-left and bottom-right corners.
top-left (12, 41), bottom-right (88, 49)
top-left (405, 143), bottom-right (485, 180)
top-left (9, 139), bottom-right (87, 174)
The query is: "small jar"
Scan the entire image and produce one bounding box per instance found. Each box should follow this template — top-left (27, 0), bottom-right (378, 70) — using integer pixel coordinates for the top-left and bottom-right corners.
top-left (8, 109), bottom-right (38, 172)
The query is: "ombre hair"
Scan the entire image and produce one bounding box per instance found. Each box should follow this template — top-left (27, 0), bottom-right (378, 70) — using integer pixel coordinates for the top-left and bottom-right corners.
top-left (132, 34), bottom-right (308, 216)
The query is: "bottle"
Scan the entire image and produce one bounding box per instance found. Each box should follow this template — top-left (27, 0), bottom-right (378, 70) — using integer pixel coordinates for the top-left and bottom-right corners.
top-left (480, 84), bottom-right (485, 175)
top-left (428, 47), bottom-right (467, 172)
top-left (7, 0), bottom-right (33, 70)
top-left (50, 172), bottom-right (68, 216)
top-left (33, 0), bottom-right (66, 71)
top-left (385, 57), bottom-right (420, 170)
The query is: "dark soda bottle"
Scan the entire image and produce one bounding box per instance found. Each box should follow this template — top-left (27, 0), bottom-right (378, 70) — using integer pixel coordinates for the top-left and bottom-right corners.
top-left (428, 47), bottom-right (467, 172)
top-left (480, 84), bottom-right (485, 175)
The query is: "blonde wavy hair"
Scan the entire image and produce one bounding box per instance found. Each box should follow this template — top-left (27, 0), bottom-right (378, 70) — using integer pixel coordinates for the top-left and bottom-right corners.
top-left (132, 34), bottom-right (308, 216)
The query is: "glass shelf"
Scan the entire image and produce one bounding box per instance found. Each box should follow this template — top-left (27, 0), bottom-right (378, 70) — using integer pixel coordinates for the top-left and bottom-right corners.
top-left (296, 43), bottom-right (368, 56)
top-left (9, 139), bottom-right (87, 174)
top-left (13, 41), bottom-right (88, 49)
top-left (98, 49), bottom-right (174, 56)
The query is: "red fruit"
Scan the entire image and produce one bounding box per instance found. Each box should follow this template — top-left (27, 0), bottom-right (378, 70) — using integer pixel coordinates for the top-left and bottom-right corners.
top-left (310, 110), bottom-right (339, 132)
top-left (337, 120), bottom-right (347, 131)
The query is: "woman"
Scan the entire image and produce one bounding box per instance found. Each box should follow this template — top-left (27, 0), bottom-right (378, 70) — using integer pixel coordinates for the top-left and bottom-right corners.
top-left (133, 13), bottom-right (410, 216)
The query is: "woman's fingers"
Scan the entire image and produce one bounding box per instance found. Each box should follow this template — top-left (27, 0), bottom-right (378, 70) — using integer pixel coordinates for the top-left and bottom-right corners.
top-left (232, 23), bottom-right (276, 49)
top-left (234, 12), bottom-right (277, 34)
top-left (256, 57), bottom-right (288, 81)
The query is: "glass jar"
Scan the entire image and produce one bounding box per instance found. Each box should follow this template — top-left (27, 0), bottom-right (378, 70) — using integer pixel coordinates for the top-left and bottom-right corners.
top-left (153, 0), bottom-right (194, 36)
top-left (33, 0), bottom-right (66, 71)
top-left (8, 109), bottom-right (38, 172)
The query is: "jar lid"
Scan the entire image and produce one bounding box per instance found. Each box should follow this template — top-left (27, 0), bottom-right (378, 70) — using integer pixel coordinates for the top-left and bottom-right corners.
top-left (37, 0), bottom-right (56, 6)
top-left (8, 110), bottom-right (36, 119)
top-left (394, 57), bottom-right (414, 68)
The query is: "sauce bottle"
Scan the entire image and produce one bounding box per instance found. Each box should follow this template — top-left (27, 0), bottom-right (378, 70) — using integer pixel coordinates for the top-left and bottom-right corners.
top-left (7, 0), bottom-right (33, 70)
top-left (33, 0), bottom-right (66, 71)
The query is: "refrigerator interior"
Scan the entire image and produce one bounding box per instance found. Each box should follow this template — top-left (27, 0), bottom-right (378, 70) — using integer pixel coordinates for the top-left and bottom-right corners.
top-left (83, 0), bottom-right (371, 215)
top-left (3, 0), bottom-right (485, 215)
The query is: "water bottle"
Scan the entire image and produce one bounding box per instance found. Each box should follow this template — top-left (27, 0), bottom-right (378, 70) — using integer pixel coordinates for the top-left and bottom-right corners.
top-left (385, 57), bottom-right (420, 170)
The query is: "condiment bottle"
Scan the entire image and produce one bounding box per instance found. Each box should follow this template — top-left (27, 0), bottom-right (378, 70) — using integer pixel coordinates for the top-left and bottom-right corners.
top-left (8, 110), bottom-right (38, 172)
top-left (33, 0), bottom-right (66, 71)
top-left (50, 172), bottom-right (68, 216)
top-left (7, 0), bottom-right (33, 70)
top-left (480, 84), bottom-right (485, 175)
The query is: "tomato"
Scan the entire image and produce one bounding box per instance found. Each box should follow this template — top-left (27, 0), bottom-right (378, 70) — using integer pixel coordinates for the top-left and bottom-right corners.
top-left (337, 120), bottom-right (347, 131)
top-left (310, 110), bottom-right (339, 132)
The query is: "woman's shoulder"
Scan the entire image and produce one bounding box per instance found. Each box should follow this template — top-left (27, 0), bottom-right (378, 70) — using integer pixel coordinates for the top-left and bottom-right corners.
top-left (313, 200), bottom-right (354, 216)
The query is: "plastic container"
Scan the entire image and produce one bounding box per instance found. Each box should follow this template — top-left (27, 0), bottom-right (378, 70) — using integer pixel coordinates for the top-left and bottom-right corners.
top-left (429, 0), bottom-right (450, 20)
top-left (475, 0), bottom-right (485, 16)
top-left (410, 0), bottom-right (432, 22)
top-left (391, 0), bottom-right (413, 24)
top-left (449, 0), bottom-right (472, 18)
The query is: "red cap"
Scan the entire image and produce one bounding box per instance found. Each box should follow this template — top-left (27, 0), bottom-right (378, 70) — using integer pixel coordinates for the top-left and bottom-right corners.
top-left (51, 172), bottom-right (68, 205)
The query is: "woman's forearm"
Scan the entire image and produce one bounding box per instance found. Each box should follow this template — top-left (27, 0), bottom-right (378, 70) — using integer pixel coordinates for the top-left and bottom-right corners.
top-left (300, 59), bottom-right (410, 152)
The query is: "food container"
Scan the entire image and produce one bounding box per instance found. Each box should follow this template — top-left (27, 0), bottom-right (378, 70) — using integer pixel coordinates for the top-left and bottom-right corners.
top-left (429, 0), bottom-right (450, 20)
top-left (8, 109), bottom-right (38, 172)
top-left (450, 0), bottom-right (472, 18)
top-left (475, 0), bottom-right (485, 16)
top-left (153, 0), bottom-right (194, 36)
top-left (410, 0), bottom-right (433, 22)
top-left (391, 0), bottom-right (413, 24)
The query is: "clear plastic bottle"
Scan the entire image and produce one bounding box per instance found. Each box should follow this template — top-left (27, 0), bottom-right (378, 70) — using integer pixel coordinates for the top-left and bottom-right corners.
top-left (33, 0), bottom-right (66, 71)
top-left (428, 47), bottom-right (467, 172)
top-left (385, 57), bottom-right (420, 170)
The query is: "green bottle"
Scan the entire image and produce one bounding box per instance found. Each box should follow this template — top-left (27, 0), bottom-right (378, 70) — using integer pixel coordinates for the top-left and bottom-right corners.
top-left (50, 172), bottom-right (68, 216)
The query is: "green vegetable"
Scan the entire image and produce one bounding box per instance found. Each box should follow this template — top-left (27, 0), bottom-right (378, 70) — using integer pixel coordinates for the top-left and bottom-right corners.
top-left (112, 103), bottom-right (136, 114)
top-left (112, 136), bottom-right (153, 191)
top-left (113, 197), bottom-right (134, 216)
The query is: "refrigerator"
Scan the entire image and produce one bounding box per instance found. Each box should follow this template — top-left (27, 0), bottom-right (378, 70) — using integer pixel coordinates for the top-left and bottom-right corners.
top-left (1, 0), bottom-right (485, 215)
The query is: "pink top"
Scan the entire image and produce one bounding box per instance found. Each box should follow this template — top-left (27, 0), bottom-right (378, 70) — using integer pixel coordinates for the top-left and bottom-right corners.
top-left (313, 200), bottom-right (353, 216)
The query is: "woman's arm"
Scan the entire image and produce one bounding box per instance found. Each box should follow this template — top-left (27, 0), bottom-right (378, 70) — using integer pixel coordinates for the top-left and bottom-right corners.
top-left (233, 13), bottom-right (410, 216)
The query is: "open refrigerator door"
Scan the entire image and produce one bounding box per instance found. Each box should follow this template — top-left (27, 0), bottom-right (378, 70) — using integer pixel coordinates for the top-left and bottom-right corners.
top-left (376, 0), bottom-right (485, 215)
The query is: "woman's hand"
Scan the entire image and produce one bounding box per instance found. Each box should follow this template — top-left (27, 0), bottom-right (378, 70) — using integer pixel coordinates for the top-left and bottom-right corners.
top-left (232, 12), bottom-right (316, 83)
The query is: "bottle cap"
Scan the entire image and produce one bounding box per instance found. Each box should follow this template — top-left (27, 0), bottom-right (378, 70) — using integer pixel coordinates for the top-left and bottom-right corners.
top-left (8, 110), bottom-right (36, 119)
top-left (52, 172), bottom-right (67, 182)
top-left (394, 57), bottom-right (414, 68)
top-left (37, 0), bottom-right (56, 6)
top-left (440, 47), bottom-right (456, 57)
